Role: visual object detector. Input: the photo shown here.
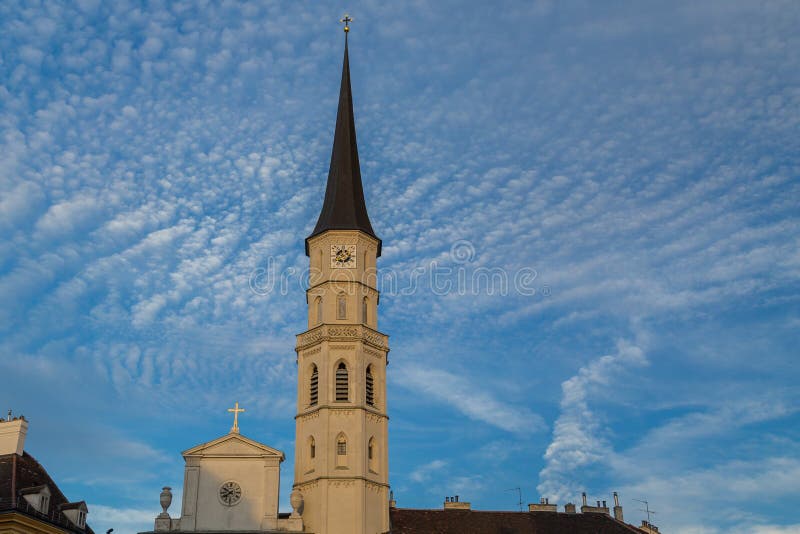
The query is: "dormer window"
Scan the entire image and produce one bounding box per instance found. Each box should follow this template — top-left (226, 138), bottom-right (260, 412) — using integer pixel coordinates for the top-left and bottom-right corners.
top-left (19, 485), bottom-right (51, 515)
top-left (60, 501), bottom-right (88, 529)
top-left (40, 494), bottom-right (49, 513)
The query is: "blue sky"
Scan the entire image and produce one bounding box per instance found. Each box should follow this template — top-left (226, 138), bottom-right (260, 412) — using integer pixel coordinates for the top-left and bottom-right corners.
top-left (1, 1), bottom-right (799, 533)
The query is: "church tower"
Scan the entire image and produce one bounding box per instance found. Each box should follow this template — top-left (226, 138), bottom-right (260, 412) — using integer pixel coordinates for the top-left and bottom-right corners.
top-left (292, 23), bottom-right (390, 534)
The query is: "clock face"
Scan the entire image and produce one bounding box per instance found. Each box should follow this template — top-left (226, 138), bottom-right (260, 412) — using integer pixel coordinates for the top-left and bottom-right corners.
top-left (218, 481), bottom-right (242, 506)
top-left (331, 244), bottom-right (357, 268)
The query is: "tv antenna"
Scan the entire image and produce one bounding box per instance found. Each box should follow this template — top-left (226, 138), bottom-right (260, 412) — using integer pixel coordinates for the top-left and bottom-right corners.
top-left (505, 487), bottom-right (523, 511)
top-left (634, 498), bottom-right (657, 525)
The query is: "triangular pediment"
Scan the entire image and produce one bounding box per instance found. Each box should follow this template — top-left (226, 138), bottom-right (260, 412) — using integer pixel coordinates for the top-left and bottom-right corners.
top-left (182, 432), bottom-right (285, 460)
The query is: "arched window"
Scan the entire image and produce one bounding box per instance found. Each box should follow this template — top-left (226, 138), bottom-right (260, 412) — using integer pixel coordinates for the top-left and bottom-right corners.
top-left (309, 436), bottom-right (316, 459)
top-left (335, 362), bottom-right (349, 401)
top-left (337, 294), bottom-right (347, 320)
top-left (315, 296), bottom-right (323, 325)
top-left (309, 365), bottom-right (319, 406)
top-left (368, 437), bottom-right (378, 472)
top-left (336, 433), bottom-right (348, 468)
top-left (362, 297), bottom-right (368, 325)
top-left (366, 365), bottom-right (375, 406)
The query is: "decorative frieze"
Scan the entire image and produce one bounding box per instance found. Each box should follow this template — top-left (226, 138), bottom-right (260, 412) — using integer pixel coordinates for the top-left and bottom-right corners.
top-left (366, 412), bottom-right (387, 424)
top-left (366, 481), bottom-right (385, 493)
top-left (294, 480), bottom-right (319, 491)
top-left (328, 327), bottom-right (360, 337)
top-left (363, 347), bottom-right (384, 359)
top-left (296, 324), bottom-right (389, 351)
top-left (362, 329), bottom-right (385, 347)
top-left (296, 411), bottom-right (320, 422)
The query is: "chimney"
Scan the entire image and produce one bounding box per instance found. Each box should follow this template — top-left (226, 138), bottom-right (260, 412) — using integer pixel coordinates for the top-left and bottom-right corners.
top-left (444, 496), bottom-right (471, 510)
top-left (582, 492), bottom-right (587, 506)
top-left (528, 497), bottom-right (557, 513)
top-left (640, 520), bottom-right (660, 533)
top-left (564, 503), bottom-right (577, 514)
top-left (0, 412), bottom-right (28, 456)
top-left (613, 492), bottom-right (623, 522)
top-left (581, 494), bottom-right (610, 515)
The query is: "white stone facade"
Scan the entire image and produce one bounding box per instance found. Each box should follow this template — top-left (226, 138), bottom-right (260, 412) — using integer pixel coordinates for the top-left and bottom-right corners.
top-left (153, 433), bottom-right (301, 533)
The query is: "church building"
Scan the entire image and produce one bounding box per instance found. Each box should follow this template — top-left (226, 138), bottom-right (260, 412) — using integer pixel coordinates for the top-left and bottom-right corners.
top-left (141, 22), bottom-right (661, 534)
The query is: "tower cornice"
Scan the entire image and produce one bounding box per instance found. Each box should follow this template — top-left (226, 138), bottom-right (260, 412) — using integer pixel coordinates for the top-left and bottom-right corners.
top-left (295, 324), bottom-right (389, 353)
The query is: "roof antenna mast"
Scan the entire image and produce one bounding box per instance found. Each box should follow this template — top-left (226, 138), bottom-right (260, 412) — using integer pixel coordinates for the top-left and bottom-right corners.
top-left (634, 498), bottom-right (657, 526)
top-left (505, 487), bottom-right (523, 512)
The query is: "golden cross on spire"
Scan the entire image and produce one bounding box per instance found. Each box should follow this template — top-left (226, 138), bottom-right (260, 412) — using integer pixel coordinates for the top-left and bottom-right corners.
top-left (227, 401), bottom-right (245, 434)
top-left (340, 14), bottom-right (353, 33)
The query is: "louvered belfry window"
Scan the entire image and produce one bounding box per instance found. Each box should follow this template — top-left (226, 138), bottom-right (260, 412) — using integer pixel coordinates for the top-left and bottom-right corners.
top-left (310, 365), bottom-right (319, 406)
top-left (366, 366), bottom-right (375, 406)
top-left (335, 362), bottom-right (349, 401)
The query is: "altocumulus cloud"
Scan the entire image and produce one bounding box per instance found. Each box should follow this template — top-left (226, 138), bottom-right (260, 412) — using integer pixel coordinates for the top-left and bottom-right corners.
top-left (0, 1), bottom-right (799, 533)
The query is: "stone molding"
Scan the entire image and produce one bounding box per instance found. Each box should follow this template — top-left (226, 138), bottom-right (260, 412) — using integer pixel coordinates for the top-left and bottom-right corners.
top-left (306, 279), bottom-right (381, 296)
top-left (295, 405), bottom-right (388, 422)
top-left (366, 412), bottom-right (387, 423)
top-left (363, 347), bottom-right (383, 359)
top-left (307, 231), bottom-right (379, 254)
top-left (296, 411), bottom-right (321, 423)
top-left (296, 324), bottom-right (389, 352)
top-left (301, 347), bottom-right (322, 357)
top-left (293, 480), bottom-right (319, 491)
top-left (366, 481), bottom-right (386, 493)
top-left (294, 476), bottom-right (390, 490)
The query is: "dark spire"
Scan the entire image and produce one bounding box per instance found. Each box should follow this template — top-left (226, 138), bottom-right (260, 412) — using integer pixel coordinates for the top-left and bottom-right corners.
top-left (306, 32), bottom-right (381, 256)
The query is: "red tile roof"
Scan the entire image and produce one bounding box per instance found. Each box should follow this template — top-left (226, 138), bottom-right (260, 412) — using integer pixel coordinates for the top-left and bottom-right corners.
top-left (0, 452), bottom-right (94, 534)
top-left (390, 507), bottom-right (645, 534)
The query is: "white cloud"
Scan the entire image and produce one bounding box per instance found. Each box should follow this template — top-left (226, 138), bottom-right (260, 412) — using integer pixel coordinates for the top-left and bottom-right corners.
top-left (537, 339), bottom-right (647, 500)
top-left (34, 194), bottom-right (105, 239)
top-left (395, 364), bottom-right (546, 434)
top-left (617, 457), bottom-right (800, 534)
top-left (409, 459), bottom-right (447, 483)
top-left (139, 37), bottom-right (164, 59)
top-left (89, 504), bottom-right (157, 534)
top-left (0, 1), bottom-right (798, 530)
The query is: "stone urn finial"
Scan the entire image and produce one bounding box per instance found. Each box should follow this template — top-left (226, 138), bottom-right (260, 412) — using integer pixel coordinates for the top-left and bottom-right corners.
top-left (290, 489), bottom-right (303, 518)
top-left (159, 487), bottom-right (173, 518)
